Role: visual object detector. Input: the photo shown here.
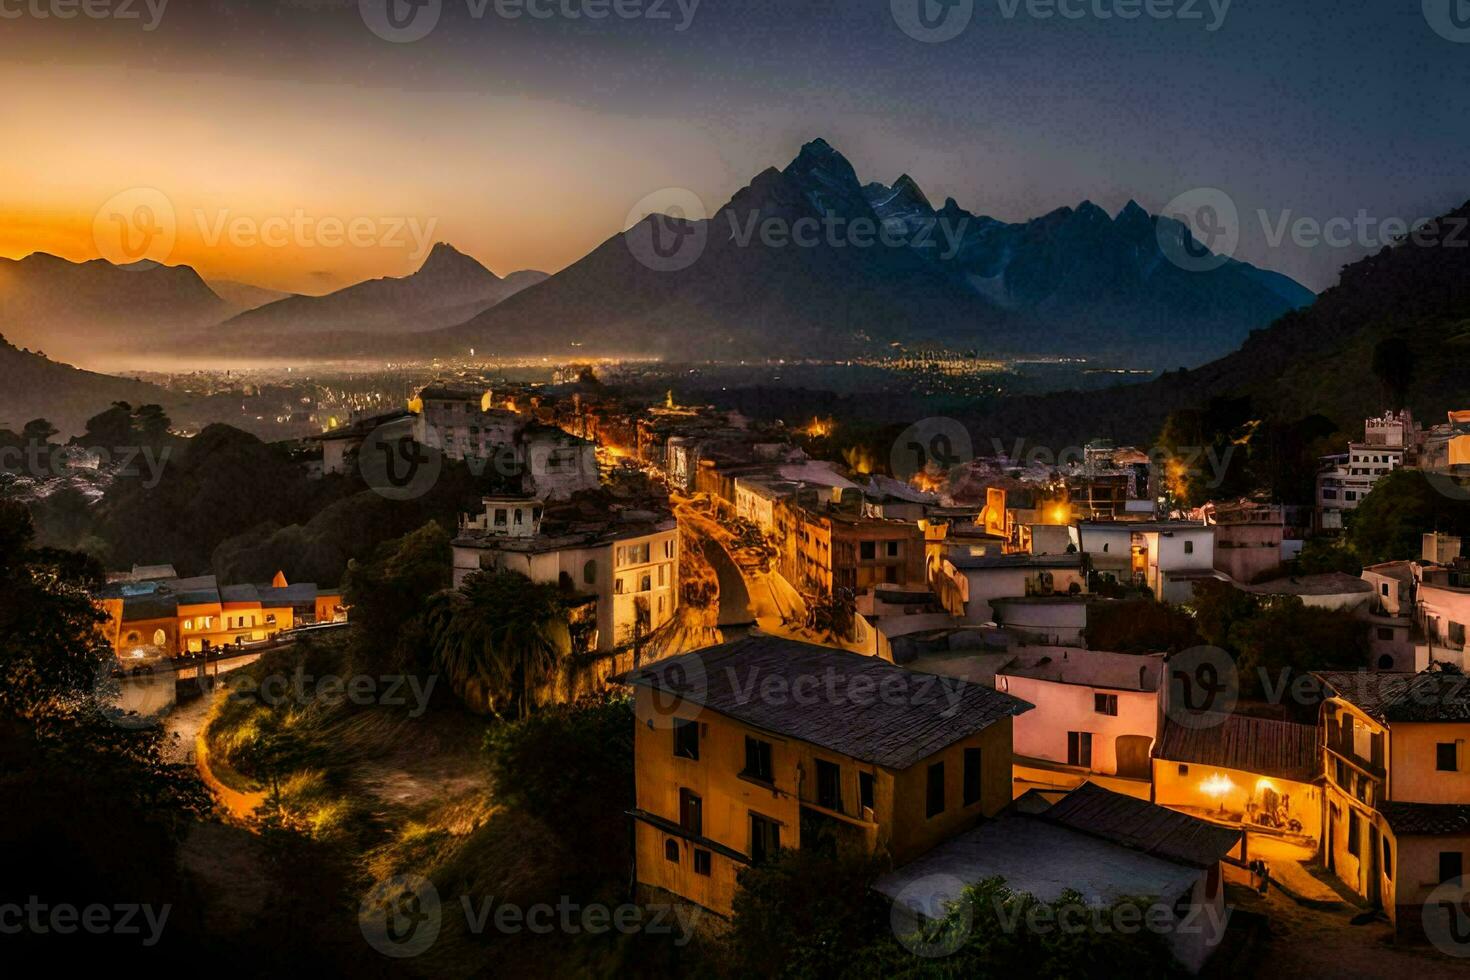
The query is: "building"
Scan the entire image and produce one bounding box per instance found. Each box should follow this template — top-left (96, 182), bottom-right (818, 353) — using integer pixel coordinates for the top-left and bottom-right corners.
top-left (1207, 501), bottom-right (1286, 584)
top-left (1416, 559), bottom-right (1470, 671)
top-left (934, 552), bottom-right (1086, 625)
top-left (989, 595), bottom-right (1094, 646)
top-left (1132, 521), bottom-right (1219, 603)
top-left (783, 499), bottom-right (926, 598)
top-left (1238, 572), bottom-right (1376, 612)
top-left (451, 492), bottom-right (679, 654)
top-left (876, 782), bottom-right (1240, 973)
top-left (1362, 560), bottom-right (1419, 672)
top-left (1316, 669), bottom-right (1470, 941)
top-left (1152, 714), bottom-right (1322, 843)
top-left (312, 409), bottom-right (413, 476)
top-left (1315, 410), bottom-right (1416, 532)
top-left (996, 648), bottom-right (1165, 796)
top-left (622, 635), bottom-right (1033, 916)
top-left (96, 570), bottom-right (343, 660)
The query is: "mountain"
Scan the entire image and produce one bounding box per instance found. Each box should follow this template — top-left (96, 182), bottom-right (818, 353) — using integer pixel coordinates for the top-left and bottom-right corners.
top-left (429, 138), bottom-right (1312, 367)
top-left (0, 333), bottom-right (171, 437)
top-left (0, 252), bottom-right (233, 364)
top-left (205, 244), bottom-right (547, 343)
top-left (205, 279), bottom-right (295, 312)
top-left (960, 200), bottom-right (1470, 449)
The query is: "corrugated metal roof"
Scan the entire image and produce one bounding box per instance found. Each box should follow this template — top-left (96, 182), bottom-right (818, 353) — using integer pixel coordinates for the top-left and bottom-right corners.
top-left (622, 635), bottom-right (1033, 770)
top-left (1042, 782), bottom-right (1241, 868)
top-left (1154, 714), bottom-right (1319, 783)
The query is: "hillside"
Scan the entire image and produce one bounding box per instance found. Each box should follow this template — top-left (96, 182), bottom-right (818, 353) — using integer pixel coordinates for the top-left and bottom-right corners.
top-left (0, 334), bottom-right (171, 437)
top-left (962, 200), bottom-right (1470, 448)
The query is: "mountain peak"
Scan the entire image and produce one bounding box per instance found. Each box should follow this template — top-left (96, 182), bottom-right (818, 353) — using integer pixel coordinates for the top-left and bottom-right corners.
top-left (417, 242), bottom-right (493, 280)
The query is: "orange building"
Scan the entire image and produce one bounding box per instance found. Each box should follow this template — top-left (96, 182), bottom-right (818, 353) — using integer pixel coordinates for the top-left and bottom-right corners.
top-left (1315, 670), bottom-right (1470, 942)
top-left (622, 635), bottom-right (1034, 915)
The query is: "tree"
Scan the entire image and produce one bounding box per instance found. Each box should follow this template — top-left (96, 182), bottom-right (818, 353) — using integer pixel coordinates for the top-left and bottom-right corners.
top-left (340, 521), bottom-right (450, 670)
top-left (1371, 336), bottom-right (1415, 409)
top-left (1083, 599), bottom-right (1200, 653)
top-left (1188, 579), bottom-right (1261, 650)
top-left (1230, 599), bottom-right (1369, 699)
top-left (1346, 469), bottom-right (1470, 565)
top-left (21, 418), bottom-right (57, 447)
top-left (426, 569), bottom-right (571, 717)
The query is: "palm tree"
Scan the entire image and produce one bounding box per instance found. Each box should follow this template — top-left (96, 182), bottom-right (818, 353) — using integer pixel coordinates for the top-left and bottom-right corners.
top-left (426, 570), bottom-right (571, 718)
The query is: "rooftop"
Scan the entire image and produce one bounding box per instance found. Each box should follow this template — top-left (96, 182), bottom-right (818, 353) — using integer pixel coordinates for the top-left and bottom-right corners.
top-left (1241, 573), bottom-right (1374, 597)
top-left (1316, 669), bottom-right (1470, 723)
top-left (1380, 802), bottom-right (1470, 836)
top-left (1044, 781), bottom-right (1242, 868)
top-left (998, 648), bottom-right (1164, 692)
top-left (1154, 714), bottom-right (1319, 783)
top-left (621, 634), bottom-right (1033, 770)
top-left (949, 552), bottom-right (1082, 571)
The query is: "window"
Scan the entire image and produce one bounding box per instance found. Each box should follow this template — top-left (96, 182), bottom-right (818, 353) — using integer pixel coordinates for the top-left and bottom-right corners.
top-left (816, 759), bottom-right (842, 812)
top-left (639, 574), bottom-right (652, 592)
top-left (1067, 732), bottom-right (1093, 768)
top-left (1348, 810), bottom-right (1361, 857)
top-left (1102, 542), bottom-right (1110, 552)
top-left (679, 789), bottom-right (702, 836)
top-left (693, 849), bottom-right (711, 876)
top-left (614, 577), bottom-right (624, 595)
top-left (885, 540), bottom-right (899, 558)
top-left (1377, 627), bottom-right (1393, 641)
top-left (1094, 693), bottom-right (1118, 716)
top-left (583, 560), bottom-right (597, 585)
top-left (1437, 742), bottom-right (1459, 772)
top-left (926, 762), bottom-right (945, 818)
top-left (859, 771), bottom-right (875, 813)
top-left (673, 718), bottom-right (699, 760)
top-left (1183, 540), bottom-right (1194, 554)
top-left (963, 748), bottom-right (982, 806)
top-left (1177, 764), bottom-right (1189, 776)
top-left (743, 737), bottom-right (773, 782)
top-left (1440, 851), bottom-right (1463, 885)
top-left (749, 813), bottom-right (780, 864)
top-left (494, 508), bottom-right (507, 527)
top-left (1380, 583), bottom-right (1390, 596)
top-left (860, 541), bottom-right (876, 561)
top-left (664, 839), bottom-right (679, 862)
top-left (1382, 837), bottom-right (1393, 880)
top-left (664, 540), bottom-right (674, 559)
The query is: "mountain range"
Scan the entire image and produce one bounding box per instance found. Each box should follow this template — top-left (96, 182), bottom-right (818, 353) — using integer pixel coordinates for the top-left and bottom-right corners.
top-left (427, 138), bottom-right (1314, 367)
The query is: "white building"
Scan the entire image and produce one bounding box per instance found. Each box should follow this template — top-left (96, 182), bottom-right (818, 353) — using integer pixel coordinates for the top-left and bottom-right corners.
top-left (995, 648), bottom-right (1164, 790)
top-left (935, 553), bottom-right (1086, 625)
top-left (1315, 410), bottom-right (1416, 531)
top-left (1132, 521), bottom-right (1219, 603)
top-left (452, 495), bottom-right (679, 653)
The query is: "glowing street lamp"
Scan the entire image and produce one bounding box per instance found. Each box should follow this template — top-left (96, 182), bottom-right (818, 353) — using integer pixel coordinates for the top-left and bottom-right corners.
top-left (1200, 772), bottom-right (1235, 813)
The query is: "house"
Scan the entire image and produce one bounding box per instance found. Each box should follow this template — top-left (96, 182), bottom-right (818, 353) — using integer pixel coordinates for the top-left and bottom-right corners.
top-left (1072, 520), bottom-right (1136, 582)
top-left (621, 635), bottom-right (1033, 916)
top-left (1362, 560), bottom-right (1419, 671)
top-left (995, 648), bottom-right (1165, 797)
top-left (451, 492), bottom-right (679, 654)
top-left (1315, 669), bottom-right (1470, 942)
top-left (312, 409), bottom-right (413, 476)
top-left (988, 594), bottom-right (1093, 646)
top-left (934, 552), bottom-right (1085, 625)
top-left (1208, 501), bottom-right (1287, 584)
top-left (1152, 714), bottom-right (1322, 843)
top-left (1415, 559), bottom-right (1470, 671)
top-left (876, 782), bottom-right (1240, 973)
top-left (782, 501), bottom-right (926, 598)
top-left (1132, 521), bottom-right (1220, 603)
top-left (1239, 572), bottom-right (1375, 612)
top-left (1315, 410), bottom-right (1415, 532)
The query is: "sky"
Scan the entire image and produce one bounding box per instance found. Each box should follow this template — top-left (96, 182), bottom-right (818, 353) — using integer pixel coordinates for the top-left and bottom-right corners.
top-left (1, 0), bottom-right (1467, 294)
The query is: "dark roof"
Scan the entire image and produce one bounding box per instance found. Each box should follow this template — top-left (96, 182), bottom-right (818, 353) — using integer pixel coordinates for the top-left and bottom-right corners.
top-left (1241, 573), bottom-right (1373, 597)
top-left (220, 584), bottom-right (260, 604)
top-left (1380, 802), bottom-right (1470, 836)
top-left (315, 409), bottom-right (413, 441)
top-left (949, 553), bottom-right (1081, 571)
top-left (1155, 714), bottom-right (1319, 783)
top-left (1042, 782), bottom-right (1242, 868)
top-left (1316, 670), bottom-right (1470, 723)
top-left (622, 635), bottom-right (1033, 770)
top-left (121, 593), bottom-right (178, 620)
top-left (257, 584), bottom-right (319, 604)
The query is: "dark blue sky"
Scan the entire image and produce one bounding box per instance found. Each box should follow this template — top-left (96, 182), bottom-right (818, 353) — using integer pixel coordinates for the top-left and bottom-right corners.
top-left (3, 0), bottom-right (1466, 291)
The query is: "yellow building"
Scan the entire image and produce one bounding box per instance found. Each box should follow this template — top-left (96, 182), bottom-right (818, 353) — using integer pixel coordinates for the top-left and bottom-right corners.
top-left (621, 635), bottom-right (1034, 916)
top-left (1316, 670), bottom-right (1470, 942)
